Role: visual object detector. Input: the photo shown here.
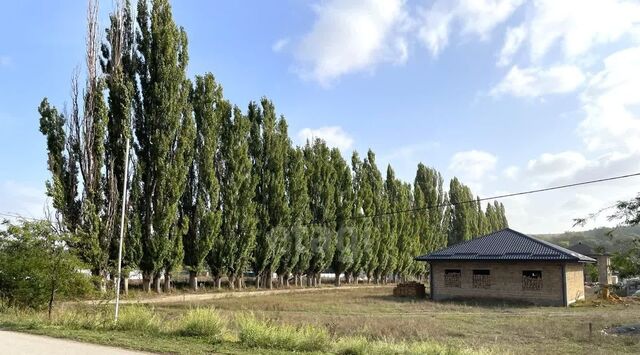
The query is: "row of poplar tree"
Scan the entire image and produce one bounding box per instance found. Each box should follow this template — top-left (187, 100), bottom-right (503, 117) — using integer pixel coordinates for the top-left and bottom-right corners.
top-left (38, 0), bottom-right (508, 293)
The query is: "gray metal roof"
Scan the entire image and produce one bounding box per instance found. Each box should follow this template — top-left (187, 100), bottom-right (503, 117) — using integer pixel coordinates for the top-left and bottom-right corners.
top-left (415, 228), bottom-right (596, 263)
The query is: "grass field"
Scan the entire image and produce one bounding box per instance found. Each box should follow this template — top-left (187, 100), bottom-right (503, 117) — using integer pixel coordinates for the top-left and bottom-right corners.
top-left (1, 286), bottom-right (639, 354)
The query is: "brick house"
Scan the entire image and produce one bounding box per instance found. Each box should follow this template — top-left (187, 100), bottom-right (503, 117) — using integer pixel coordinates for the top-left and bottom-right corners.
top-left (416, 228), bottom-right (596, 306)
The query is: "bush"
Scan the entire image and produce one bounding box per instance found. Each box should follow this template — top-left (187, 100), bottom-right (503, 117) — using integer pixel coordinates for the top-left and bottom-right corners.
top-left (0, 220), bottom-right (93, 311)
top-left (236, 313), bottom-right (330, 352)
top-left (176, 307), bottom-right (226, 342)
top-left (112, 305), bottom-right (161, 333)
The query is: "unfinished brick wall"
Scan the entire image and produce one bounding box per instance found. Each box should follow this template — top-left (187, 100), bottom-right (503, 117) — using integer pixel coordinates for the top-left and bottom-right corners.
top-left (430, 261), bottom-right (586, 306)
top-left (565, 263), bottom-right (586, 304)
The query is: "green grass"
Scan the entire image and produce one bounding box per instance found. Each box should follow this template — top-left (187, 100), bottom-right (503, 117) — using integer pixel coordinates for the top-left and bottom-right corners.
top-left (2, 287), bottom-right (639, 354)
top-left (237, 312), bottom-right (331, 352)
top-left (175, 307), bottom-right (226, 342)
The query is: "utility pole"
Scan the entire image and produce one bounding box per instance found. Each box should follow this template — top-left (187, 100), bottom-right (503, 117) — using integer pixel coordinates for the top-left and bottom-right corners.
top-left (114, 138), bottom-right (130, 322)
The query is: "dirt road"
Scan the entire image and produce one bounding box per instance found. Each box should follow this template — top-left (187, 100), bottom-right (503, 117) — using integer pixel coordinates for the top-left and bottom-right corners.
top-left (94, 285), bottom-right (392, 305)
top-left (0, 331), bottom-right (149, 354)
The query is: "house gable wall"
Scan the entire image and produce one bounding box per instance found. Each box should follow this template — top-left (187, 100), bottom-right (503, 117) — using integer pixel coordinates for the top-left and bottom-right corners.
top-left (565, 263), bottom-right (586, 304)
top-left (430, 261), bottom-right (584, 306)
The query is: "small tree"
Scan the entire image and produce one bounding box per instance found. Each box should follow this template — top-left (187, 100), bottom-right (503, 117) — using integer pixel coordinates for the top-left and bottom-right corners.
top-left (0, 219), bottom-right (92, 318)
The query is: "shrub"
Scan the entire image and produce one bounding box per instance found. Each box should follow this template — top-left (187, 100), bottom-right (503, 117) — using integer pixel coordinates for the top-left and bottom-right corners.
top-left (0, 220), bottom-right (93, 312)
top-left (236, 313), bottom-right (330, 352)
top-left (112, 305), bottom-right (161, 333)
top-left (176, 307), bottom-right (226, 342)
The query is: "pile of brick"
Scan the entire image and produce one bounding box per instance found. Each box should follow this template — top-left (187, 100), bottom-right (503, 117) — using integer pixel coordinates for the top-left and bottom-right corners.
top-left (393, 281), bottom-right (426, 297)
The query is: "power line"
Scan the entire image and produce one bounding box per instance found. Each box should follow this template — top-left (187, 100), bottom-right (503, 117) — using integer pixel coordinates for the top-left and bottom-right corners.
top-left (305, 171), bottom-right (640, 226)
top-left (3, 172), bottom-right (640, 227)
top-left (0, 212), bottom-right (43, 221)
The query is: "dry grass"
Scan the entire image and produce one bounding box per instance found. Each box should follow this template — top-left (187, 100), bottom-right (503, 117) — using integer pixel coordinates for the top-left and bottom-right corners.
top-left (155, 287), bottom-right (640, 354)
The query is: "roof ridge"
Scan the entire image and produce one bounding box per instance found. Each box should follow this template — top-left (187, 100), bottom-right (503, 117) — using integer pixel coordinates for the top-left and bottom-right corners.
top-left (442, 227), bottom-right (511, 249)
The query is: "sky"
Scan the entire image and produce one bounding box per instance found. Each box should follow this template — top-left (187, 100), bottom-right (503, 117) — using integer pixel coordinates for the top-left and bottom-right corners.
top-left (1, 0), bottom-right (640, 234)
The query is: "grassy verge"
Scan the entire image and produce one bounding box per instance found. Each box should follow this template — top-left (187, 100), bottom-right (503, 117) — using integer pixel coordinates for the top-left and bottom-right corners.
top-left (0, 304), bottom-right (484, 355)
top-left (3, 287), bottom-right (639, 354)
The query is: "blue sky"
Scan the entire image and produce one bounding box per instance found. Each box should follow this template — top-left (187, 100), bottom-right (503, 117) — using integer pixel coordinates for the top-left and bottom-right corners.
top-left (1, 0), bottom-right (640, 233)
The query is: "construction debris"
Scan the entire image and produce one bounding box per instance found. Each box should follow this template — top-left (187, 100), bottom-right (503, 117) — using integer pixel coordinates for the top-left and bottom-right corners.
top-left (393, 282), bottom-right (426, 298)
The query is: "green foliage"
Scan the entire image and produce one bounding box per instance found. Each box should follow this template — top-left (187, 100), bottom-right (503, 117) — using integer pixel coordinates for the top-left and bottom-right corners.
top-left (250, 99), bottom-right (290, 288)
top-left (0, 220), bottom-right (92, 311)
top-left (280, 147), bottom-right (310, 283)
top-left (175, 307), bottom-right (226, 342)
top-left (114, 305), bottom-right (161, 333)
top-left (213, 106), bottom-right (257, 287)
top-left (611, 246), bottom-right (640, 278)
top-left (304, 139), bottom-right (338, 283)
top-left (38, 0), bottom-right (513, 292)
top-left (182, 74), bottom-right (224, 282)
top-left (585, 263), bottom-right (599, 282)
top-left (236, 313), bottom-right (330, 352)
top-left (133, 0), bottom-right (195, 283)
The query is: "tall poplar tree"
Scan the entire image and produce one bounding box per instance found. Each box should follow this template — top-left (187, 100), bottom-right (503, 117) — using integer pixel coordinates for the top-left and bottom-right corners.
top-left (100, 0), bottom-right (139, 292)
top-left (279, 147), bottom-right (310, 287)
top-left (304, 139), bottom-right (336, 286)
top-left (447, 178), bottom-right (477, 245)
top-left (181, 74), bottom-right (224, 291)
top-left (132, 0), bottom-right (194, 292)
top-left (414, 164), bottom-right (447, 254)
top-left (214, 106), bottom-right (256, 289)
top-left (39, 0), bottom-right (111, 290)
top-left (361, 150), bottom-right (384, 283)
top-left (331, 148), bottom-right (354, 286)
top-left (344, 152), bottom-right (365, 284)
top-left (251, 99), bottom-right (289, 289)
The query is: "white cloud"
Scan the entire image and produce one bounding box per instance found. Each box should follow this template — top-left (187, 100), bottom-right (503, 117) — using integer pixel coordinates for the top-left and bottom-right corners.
top-left (491, 65), bottom-right (585, 97)
top-left (294, 0), bottom-right (409, 86)
top-left (449, 150), bottom-right (497, 180)
top-left (526, 0), bottom-right (640, 61)
top-left (579, 46), bottom-right (640, 152)
top-left (418, 0), bottom-right (523, 57)
top-left (272, 38), bottom-right (290, 53)
top-left (526, 151), bottom-right (590, 180)
top-left (298, 126), bottom-right (354, 151)
top-left (497, 25), bottom-right (526, 66)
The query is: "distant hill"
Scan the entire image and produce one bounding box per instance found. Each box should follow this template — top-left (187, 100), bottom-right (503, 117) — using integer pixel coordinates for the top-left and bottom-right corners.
top-left (534, 225), bottom-right (640, 254)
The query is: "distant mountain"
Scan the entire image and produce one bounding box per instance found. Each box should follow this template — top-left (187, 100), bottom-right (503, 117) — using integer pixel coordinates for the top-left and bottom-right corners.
top-left (534, 225), bottom-right (640, 254)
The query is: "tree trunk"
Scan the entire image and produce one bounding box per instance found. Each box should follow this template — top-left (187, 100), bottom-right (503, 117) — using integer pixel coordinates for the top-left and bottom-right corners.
top-left (317, 274), bottom-right (322, 287)
top-left (267, 271), bottom-right (273, 290)
top-left (153, 273), bottom-right (161, 293)
top-left (123, 276), bottom-right (129, 296)
top-left (335, 273), bottom-right (341, 286)
top-left (163, 270), bottom-right (171, 293)
top-left (143, 277), bottom-right (151, 293)
top-left (189, 271), bottom-right (198, 292)
top-left (215, 276), bottom-right (222, 289)
top-left (229, 275), bottom-right (236, 290)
